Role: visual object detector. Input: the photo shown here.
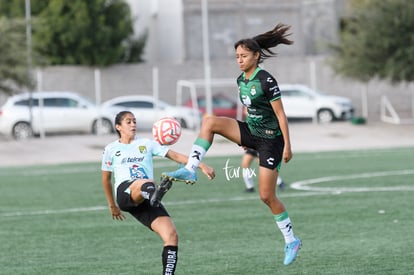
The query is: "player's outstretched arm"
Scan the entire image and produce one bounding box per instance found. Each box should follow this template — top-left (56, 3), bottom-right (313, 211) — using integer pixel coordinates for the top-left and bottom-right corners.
top-left (165, 150), bottom-right (215, 180)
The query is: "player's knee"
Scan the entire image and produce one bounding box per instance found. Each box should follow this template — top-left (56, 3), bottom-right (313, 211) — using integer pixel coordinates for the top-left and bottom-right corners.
top-left (164, 228), bottom-right (178, 246)
top-left (140, 181), bottom-right (155, 199)
top-left (201, 115), bottom-right (217, 130)
top-left (259, 192), bottom-right (275, 206)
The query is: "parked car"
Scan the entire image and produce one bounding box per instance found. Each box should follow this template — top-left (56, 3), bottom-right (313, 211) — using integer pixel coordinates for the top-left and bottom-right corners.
top-left (0, 91), bottom-right (116, 140)
top-left (184, 93), bottom-right (244, 119)
top-left (279, 84), bottom-right (354, 123)
top-left (101, 95), bottom-right (202, 130)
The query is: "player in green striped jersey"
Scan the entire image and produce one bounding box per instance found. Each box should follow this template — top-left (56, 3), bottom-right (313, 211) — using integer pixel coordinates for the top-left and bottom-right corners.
top-left (163, 23), bottom-right (301, 266)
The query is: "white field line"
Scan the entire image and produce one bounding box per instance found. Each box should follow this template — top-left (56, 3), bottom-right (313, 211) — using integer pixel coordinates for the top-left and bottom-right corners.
top-left (292, 149), bottom-right (414, 161)
top-left (2, 169), bottom-right (414, 218)
top-left (290, 169), bottom-right (414, 192)
top-left (2, 148), bottom-right (413, 177)
top-left (0, 162), bottom-right (178, 177)
top-left (1, 191), bottom-right (328, 218)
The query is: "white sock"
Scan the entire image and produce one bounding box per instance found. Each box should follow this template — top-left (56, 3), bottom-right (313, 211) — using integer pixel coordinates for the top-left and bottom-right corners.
top-left (274, 212), bottom-right (296, 244)
top-left (242, 168), bottom-right (255, 189)
top-left (184, 144), bottom-right (206, 172)
top-left (277, 176), bottom-right (282, 186)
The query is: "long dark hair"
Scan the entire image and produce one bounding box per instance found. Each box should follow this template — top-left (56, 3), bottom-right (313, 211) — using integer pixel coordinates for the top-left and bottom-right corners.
top-left (234, 23), bottom-right (293, 64)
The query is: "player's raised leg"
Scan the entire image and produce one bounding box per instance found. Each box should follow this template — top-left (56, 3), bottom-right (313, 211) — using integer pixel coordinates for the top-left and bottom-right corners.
top-left (162, 116), bottom-right (241, 184)
top-left (151, 177), bottom-right (173, 207)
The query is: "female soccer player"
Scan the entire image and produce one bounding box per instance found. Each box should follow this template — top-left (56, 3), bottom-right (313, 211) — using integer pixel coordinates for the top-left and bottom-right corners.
top-left (163, 23), bottom-right (301, 265)
top-left (101, 111), bottom-right (215, 274)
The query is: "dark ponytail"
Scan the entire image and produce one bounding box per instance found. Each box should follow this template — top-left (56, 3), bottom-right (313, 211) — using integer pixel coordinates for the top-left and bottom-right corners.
top-left (234, 23), bottom-right (293, 64)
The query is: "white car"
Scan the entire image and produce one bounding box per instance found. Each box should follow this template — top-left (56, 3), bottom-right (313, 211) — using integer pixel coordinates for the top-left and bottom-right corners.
top-left (101, 95), bottom-right (202, 130)
top-left (279, 84), bottom-right (354, 123)
top-left (0, 91), bottom-right (116, 139)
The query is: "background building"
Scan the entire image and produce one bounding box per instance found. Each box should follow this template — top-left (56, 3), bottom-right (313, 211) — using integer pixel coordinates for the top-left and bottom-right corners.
top-left (128, 0), bottom-right (346, 63)
top-left (2, 0), bottom-right (411, 124)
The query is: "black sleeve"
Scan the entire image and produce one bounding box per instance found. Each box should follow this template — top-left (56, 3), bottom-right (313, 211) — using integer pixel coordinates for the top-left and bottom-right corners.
top-left (257, 70), bottom-right (281, 101)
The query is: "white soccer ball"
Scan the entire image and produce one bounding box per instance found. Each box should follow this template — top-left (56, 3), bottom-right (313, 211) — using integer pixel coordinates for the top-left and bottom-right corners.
top-left (152, 117), bottom-right (182, 145)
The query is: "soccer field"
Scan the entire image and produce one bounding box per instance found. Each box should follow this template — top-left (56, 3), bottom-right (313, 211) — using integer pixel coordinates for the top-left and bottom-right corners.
top-left (1, 147), bottom-right (413, 274)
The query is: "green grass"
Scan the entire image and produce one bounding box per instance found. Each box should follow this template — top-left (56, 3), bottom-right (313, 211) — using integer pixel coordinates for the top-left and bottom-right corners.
top-left (1, 147), bottom-right (414, 274)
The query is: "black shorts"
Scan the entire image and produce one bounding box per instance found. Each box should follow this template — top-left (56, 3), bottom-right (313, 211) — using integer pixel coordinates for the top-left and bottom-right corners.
top-left (117, 180), bottom-right (170, 229)
top-left (238, 121), bottom-right (284, 170)
top-left (245, 148), bottom-right (259, 157)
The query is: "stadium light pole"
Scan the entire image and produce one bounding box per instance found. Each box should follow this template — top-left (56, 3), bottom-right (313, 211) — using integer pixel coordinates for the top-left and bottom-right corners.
top-left (151, 0), bottom-right (160, 106)
top-left (201, 0), bottom-right (213, 116)
top-left (25, 0), bottom-right (34, 137)
top-left (94, 69), bottom-right (102, 135)
top-left (36, 69), bottom-right (45, 139)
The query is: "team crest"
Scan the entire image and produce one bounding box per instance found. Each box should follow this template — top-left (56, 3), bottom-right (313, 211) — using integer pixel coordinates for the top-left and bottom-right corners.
top-left (139, 146), bottom-right (147, 153)
top-left (250, 85), bottom-right (257, 95)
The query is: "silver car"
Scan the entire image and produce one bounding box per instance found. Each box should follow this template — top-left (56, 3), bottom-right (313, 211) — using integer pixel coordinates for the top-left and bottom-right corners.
top-left (101, 95), bottom-right (202, 130)
top-left (0, 91), bottom-right (116, 139)
top-left (279, 84), bottom-right (355, 123)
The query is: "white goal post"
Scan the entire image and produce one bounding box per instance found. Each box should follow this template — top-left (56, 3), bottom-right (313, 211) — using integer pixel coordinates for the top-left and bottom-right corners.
top-left (380, 94), bottom-right (414, 124)
top-left (176, 78), bottom-right (244, 121)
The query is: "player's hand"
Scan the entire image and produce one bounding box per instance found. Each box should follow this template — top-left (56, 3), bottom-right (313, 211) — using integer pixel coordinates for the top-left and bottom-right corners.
top-left (201, 165), bottom-right (215, 180)
top-left (283, 147), bottom-right (293, 163)
top-left (110, 205), bottom-right (126, 221)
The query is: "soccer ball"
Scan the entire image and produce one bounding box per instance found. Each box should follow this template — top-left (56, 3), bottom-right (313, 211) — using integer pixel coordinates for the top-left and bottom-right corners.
top-left (152, 117), bottom-right (182, 145)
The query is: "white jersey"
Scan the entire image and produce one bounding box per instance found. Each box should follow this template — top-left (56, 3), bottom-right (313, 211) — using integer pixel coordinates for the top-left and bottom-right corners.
top-left (101, 136), bottom-right (169, 192)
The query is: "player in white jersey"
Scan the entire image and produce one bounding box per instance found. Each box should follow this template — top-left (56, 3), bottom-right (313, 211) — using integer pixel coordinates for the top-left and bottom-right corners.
top-left (101, 111), bottom-right (215, 274)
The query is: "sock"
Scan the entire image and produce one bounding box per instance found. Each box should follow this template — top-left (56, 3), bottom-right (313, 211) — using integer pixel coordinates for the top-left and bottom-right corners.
top-left (274, 211), bottom-right (296, 244)
top-left (140, 182), bottom-right (155, 200)
top-left (276, 176), bottom-right (282, 186)
top-left (184, 138), bottom-right (211, 172)
top-left (242, 168), bottom-right (255, 189)
top-left (162, 245), bottom-right (178, 275)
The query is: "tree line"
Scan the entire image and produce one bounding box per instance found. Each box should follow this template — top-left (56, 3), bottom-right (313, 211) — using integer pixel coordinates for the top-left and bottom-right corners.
top-left (0, 0), bottom-right (146, 95)
top-left (0, 0), bottom-right (413, 96)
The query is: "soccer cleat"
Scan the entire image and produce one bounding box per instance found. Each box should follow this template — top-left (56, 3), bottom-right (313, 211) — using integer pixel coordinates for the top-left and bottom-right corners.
top-left (162, 167), bottom-right (197, 185)
top-left (245, 187), bottom-right (255, 193)
top-left (150, 178), bottom-right (173, 207)
top-left (283, 238), bottom-right (301, 265)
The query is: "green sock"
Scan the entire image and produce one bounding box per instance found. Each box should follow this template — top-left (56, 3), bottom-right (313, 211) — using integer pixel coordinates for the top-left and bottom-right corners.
top-left (194, 137), bottom-right (211, 150)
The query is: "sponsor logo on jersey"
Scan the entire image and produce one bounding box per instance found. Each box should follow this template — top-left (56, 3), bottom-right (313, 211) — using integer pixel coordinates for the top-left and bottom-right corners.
top-left (241, 94), bottom-right (251, 107)
top-left (269, 85), bottom-right (278, 91)
top-left (121, 156), bottom-right (145, 164)
top-left (115, 151), bottom-right (121, 156)
top-left (270, 85), bottom-right (281, 97)
top-left (267, 77), bottom-right (274, 83)
top-left (130, 164), bottom-right (148, 179)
